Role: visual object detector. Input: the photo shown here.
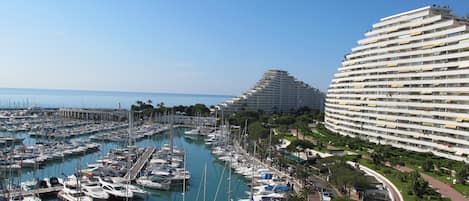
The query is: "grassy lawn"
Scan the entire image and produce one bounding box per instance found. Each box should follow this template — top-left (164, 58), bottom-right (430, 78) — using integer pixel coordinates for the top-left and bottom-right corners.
top-left (283, 135), bottom-right (297, 142)
top-left (454, 184), bottom-right (469, 197)
top-left (425, 171), bottom-right (469, 197)
top-left (359, 159), bottom-right (416, 201)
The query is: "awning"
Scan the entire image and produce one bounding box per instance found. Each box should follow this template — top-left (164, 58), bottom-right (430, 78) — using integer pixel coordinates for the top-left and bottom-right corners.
top-left (422, 44), bottom-right (435, 49)
top-left (421, 66), bottom-right (433, 71)
top-left (445, 124), bottom-right (457, 129)
top-left (376, 123), bottom-right (386, 127)
top-left (422, 122), bottom-right (433, 127)
top-left (387, 63), bottom-right (398, 67)
top-left (459, 39), bottom-right (469, 44)
top-left (410, 31), bottom-right (423, 36)
top-left (399, 40), bottom-right (410, 45)
top-left (386, 124), bottom-right (397, 129)
top-left (391, 83), bottom-right (404, 88)
top-left (456, 117), bottom-right (469, 122)
top-left (420, 91), bottom-right (432, 95)
top-left (354, 85), bottom-right (365, 88)
top-left (398, 69), bottom-right (411, 73)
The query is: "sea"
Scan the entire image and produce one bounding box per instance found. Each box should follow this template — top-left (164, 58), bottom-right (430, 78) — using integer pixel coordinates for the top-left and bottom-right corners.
top-left (0, 88), bottom-right (233, 109)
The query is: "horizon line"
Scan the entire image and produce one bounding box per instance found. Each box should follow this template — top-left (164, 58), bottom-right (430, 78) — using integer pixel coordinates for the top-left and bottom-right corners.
top-left (0, 87), bottom-right (235, 98)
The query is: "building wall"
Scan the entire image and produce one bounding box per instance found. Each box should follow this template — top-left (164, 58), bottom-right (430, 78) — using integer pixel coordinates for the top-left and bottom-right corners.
top-left (325, 6), bottom-right (469, 162)
top-left (59, 108), bottom-right (128, 121)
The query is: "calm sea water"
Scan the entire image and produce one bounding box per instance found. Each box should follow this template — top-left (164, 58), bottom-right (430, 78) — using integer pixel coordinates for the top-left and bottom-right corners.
top-left (1, 128), bottom-right (250, 201)
top-left (0, 88), bottom-right (233, 109)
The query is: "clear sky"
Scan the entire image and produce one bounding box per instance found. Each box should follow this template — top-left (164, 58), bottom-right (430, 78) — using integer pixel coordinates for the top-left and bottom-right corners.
top-left (0, 0), bottom-right (467, 95)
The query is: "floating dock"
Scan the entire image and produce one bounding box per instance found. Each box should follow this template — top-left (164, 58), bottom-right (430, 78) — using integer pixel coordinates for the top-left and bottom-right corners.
top-left (1, 186), bottom-right (62, 198)
top-left (125, 147), bottom-right (156, 181)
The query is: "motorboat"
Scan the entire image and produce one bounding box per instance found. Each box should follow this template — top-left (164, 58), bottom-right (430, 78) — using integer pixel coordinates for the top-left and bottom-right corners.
top-left (97, 177), bottom-right (133, 199)
top-left (58, 180), bottom-right (93, 201)
top-left (9, 196), bottom-right (42, 201)
top-left (43, 177), bottom-right (63, 187)
top-left (124, 184), bottom-right (147, 198)
top-left (81, 180), bottom-right (109, 200)
top-left (252, 193), bottom-right (286, 201)
top-left (108, 177), bottom-right (146, 198)
top-left (136, 176), bottom-right (171, 190)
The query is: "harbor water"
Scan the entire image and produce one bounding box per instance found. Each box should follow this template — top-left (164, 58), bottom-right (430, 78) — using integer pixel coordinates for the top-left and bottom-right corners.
top-left (0, 128), bottom-right (250, 201)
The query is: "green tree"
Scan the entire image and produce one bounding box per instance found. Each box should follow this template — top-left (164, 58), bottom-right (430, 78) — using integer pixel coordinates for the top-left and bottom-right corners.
top-left (456, 165), bottom-right (468, 185)
top-left (371, 149), bottom-right (384, 165)
top-left (248, 121), bottom-right (269, 140)
top-left (409, 171), bottom-right (429, 198)
top-left (422, 159), bottom-right (434, 172)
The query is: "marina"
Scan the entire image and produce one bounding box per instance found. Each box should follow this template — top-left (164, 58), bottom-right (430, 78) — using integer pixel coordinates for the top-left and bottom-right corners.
top-left (0, 118), bottom-right (251, 201)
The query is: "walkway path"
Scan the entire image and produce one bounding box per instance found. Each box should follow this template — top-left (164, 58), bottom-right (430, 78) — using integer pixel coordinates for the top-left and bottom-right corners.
top-left (352, 162), bottom-right (403, 201)
top-left (308, 192), bottom-right (321, 201)
top-left (395, 165), bottom-right (469, 201)
top-left (125, 147), bottom-right (156, 180)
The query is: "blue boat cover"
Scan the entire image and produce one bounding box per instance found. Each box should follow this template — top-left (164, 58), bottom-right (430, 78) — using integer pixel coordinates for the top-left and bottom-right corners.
top-left (274, 185), bottom-right (289, 192)
top-left (260, 173), bottom-right (273, 179)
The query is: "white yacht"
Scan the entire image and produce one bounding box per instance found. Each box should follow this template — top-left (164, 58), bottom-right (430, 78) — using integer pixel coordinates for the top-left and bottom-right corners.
top-left (9, 196), bottom-right (42, 201)
top-left (58, 180), bottom-right (93, 201)
top-left (252, 193), bottom-right (286, 201)
top-left (124, 184), bottom-right (146, 198)
top-left (97, 177), bottom-right (133, 199)
top-left (107, 177), bottom-right (147, 199)
top-left (136, 176), bottom-right (171, 190)
top-left (81, 180), bottom-right (109, 201)
top-left (184, 127), bottom-right (202, 135)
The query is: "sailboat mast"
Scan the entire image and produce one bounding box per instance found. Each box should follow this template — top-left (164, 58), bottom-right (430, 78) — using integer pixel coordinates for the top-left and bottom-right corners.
top-left (268, 127), bottom-right (272, 166)
top-left (126, 110), bottom-right (133, 201)
top-left (203, 162), bottom-right (207, 201)
top-left (182, 152), bottom-right (186, 201)
top-left (227, 150), bottom-right (232, 201)
top-left (250, 142), bottom-right (256, 200)
top-left (169, 110), bottom-right (174, 159)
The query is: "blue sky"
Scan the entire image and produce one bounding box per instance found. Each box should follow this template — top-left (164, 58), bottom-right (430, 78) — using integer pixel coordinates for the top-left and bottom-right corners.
top-left (0, 0), bottom-right (467, 95)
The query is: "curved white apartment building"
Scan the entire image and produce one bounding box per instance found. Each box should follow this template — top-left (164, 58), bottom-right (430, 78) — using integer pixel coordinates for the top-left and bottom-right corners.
top-left (219, 69), bottom-right (324, 114)
top-left (325, 6), bottom-right (469, 162)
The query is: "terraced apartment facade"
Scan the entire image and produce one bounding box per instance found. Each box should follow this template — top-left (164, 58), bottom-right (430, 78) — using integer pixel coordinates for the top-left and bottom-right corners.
top-left (325, 6), bottom-right (469, 162)
top-left (219, 70), bottom-right (324, 114)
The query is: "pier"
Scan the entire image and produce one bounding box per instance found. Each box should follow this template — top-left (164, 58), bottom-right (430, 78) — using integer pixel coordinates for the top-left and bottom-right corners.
top-left (1, 186), bottom-right (62, 198)
top-left (125, 147), bottom-right (156, 181)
